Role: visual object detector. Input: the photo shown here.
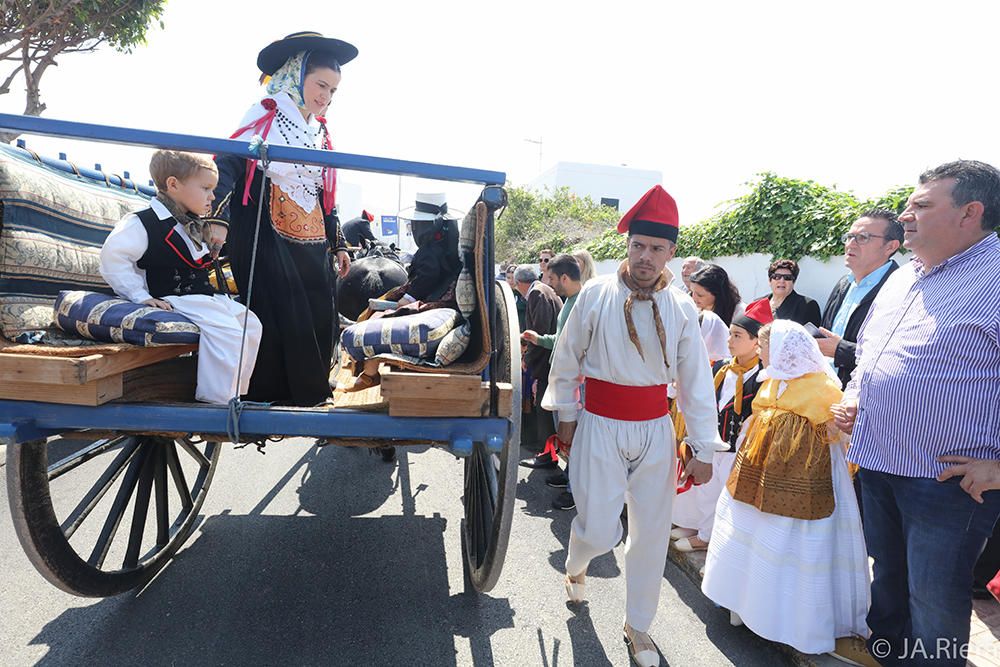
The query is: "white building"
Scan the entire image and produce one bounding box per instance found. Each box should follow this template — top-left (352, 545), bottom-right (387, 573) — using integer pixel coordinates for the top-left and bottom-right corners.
top-left (527, 161), bottom-right (662, 211)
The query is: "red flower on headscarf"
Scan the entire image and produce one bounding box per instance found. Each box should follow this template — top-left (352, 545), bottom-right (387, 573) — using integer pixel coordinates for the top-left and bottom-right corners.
top-left (261, 98), bottom-right (277, 110)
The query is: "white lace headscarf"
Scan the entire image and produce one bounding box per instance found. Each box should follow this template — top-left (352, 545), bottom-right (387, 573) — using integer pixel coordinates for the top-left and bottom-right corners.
top-left (763, 319), bottom-right (840, 382)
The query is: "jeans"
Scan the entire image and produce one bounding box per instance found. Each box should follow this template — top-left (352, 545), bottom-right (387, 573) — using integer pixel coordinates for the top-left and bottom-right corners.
top-left (860, 468), bottom-right (1000, 667)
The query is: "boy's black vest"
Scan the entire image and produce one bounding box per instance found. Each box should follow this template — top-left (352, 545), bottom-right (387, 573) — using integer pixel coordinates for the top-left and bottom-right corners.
top-left (712, 359), bottom-right (765, 452)
top-left (134, 208), bottom-right (215, 298)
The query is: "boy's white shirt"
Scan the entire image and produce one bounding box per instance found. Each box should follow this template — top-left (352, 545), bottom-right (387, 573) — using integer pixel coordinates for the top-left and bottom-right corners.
top-left (99, 198), bottom-right (210, 304)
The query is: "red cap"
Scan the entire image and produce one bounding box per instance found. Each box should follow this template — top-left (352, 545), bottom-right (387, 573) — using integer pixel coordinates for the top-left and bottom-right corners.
top-left (617, 185), bottom-right (680, 242)
top-left (733, 297), bottom-right (774, 336)
top-left (362, 209), bottom-right (374, 222)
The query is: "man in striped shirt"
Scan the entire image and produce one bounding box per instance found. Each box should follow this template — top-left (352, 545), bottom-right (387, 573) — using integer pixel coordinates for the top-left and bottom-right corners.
top-left (835, 160), bottom-right (1000, 667)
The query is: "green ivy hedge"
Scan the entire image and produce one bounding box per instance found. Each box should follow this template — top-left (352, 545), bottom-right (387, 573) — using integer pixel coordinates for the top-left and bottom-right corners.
top-left (584, 173), bottom-right (913, 261)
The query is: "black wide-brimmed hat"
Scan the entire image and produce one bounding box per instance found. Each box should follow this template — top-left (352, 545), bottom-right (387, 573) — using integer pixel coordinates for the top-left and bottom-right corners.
top-left (257, 31), bottom-right (359, 75)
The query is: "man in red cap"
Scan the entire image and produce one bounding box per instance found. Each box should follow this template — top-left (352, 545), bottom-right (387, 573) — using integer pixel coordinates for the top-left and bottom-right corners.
top-left (542, 185), bottom-right (725, 666)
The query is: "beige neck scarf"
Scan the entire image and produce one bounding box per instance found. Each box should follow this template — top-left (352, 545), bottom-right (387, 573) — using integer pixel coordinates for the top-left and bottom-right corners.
top-left (156, 192), bottom-right (210, 246)
top-left (618, 260), bottom-right (670, 369)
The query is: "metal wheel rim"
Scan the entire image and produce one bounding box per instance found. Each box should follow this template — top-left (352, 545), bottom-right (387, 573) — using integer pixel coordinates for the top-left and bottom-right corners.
top-left (462, 281), bottom-right (521, 592)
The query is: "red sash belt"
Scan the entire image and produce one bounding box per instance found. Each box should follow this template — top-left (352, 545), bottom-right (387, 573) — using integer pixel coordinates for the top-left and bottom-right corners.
top-left (584, 377), bottom-right (670, 421)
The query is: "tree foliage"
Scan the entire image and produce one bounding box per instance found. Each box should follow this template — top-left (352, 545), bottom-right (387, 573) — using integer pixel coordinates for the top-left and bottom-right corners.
top-left (495, 186), bottom-right (621, 264)
top-left (584, 173), bottom-right (914, 261)
top-left (1, 1), bottom-right (165, 130)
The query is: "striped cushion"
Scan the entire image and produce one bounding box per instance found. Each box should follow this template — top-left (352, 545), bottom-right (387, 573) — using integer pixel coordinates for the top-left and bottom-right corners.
top-left (0, 144), bottom-right (149, 338)
top-left (54, 290), bottom-right (199, 346)
top-left (455, 207), bottom-right (477, 318)
top-left (341, 308), bottom-right (460, 362)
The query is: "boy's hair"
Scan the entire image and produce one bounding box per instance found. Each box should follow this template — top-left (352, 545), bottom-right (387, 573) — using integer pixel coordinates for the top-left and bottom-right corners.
top-left (149, 150), bottom-right (217, 191)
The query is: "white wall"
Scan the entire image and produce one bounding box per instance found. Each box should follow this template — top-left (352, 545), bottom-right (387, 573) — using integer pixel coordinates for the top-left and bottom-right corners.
top-left (529, 162), bottom-right (662, 212)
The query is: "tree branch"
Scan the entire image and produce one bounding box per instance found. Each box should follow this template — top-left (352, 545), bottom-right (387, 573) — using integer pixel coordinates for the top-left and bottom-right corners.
top-left (0, 63), bottom-right (24, 95)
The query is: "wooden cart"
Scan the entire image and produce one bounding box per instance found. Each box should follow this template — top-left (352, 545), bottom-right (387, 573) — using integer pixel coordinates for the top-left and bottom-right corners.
top-left (0, 113), bottom-right (520, 597)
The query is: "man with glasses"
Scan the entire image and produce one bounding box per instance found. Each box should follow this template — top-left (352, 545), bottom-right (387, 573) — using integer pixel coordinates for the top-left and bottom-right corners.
top-left (817, 209), bottom-right (902, 388)
top-left (833, 161), bottom-right (1000, 666)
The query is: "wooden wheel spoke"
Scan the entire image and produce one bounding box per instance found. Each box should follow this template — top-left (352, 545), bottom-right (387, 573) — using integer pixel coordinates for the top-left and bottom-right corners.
top-left (153, 444), bottom-right (169, 547)
top-left (10, 436), bottom-right (220, 597)
top-left (61, 437), bottom-right (140, 539)
top-left (88, 446), bottom-right (150, 569)
top-left (165, 442), bottom-right (193, 511)
top-left (48, 437), bottom-right (128, 481)
top-left (474, 449), bottom-right (493, 561)
top-left (465, 457), bottom-right (480, 563)
top-left (176, 438), bottom-right (210, 469)
top-left (123, 449), bottom-right (157, 569)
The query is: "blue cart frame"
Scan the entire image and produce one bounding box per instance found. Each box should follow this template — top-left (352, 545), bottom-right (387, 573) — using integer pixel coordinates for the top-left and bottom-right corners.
top-left (0, 113), bottom-right (521, 597)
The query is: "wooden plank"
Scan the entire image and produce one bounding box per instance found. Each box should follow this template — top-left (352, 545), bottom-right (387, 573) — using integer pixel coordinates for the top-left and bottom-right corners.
top-left (79, 344), bottom-right (197, 383)
top-left (492, 383), bottom-right (514, 417)
top-left (116, 356), bottom-right (197, 403)
top-left (386, 383), bottom-right (513, 417)
top-left (0, 374), bottom-right (123, 406)
top-left (388, 396), bottom-right (487, 417)
top-left (0, 352), bottom-right (90, 384)
top-left (0, 344), bottom-right (196, 385)
top-left (380, 371), bottom-right (484, 399)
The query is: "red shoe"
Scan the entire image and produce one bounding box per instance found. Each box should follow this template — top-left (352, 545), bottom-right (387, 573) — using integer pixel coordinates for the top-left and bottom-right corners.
top-left (988, 568), bottom-right (1000, 603)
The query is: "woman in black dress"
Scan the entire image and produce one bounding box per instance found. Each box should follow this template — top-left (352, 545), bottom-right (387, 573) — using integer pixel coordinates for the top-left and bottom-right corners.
top-left (209, 32), bottom-right (357, 405)
top-left (759, 259), bottom-right (821, 326)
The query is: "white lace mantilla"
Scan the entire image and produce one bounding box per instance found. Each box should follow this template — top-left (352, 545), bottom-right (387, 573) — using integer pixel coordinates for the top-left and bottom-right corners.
top-left (233, 91), bottom-right (327, 213)
top-left (765, 320), bottom-right (840, 382)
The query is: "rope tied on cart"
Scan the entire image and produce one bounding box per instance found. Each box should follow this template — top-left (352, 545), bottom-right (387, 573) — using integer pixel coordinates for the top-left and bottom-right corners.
top-left (227, 139), bottom-right (273, 448)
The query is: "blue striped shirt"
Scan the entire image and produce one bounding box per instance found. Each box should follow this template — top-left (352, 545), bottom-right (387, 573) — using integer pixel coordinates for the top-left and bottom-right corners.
top-left (846, 233), bottom-right (1000, 478)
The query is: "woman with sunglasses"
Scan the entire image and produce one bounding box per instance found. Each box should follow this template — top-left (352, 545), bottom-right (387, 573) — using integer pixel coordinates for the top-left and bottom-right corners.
top-left (761, 259), bottom-right (821, 326)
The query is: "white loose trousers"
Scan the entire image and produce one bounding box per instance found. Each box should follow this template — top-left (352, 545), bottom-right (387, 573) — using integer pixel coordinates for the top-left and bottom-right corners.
top-left (163, 294), bottom-right (262, 404)
top-left (566, 409), bottom-right (677, 634)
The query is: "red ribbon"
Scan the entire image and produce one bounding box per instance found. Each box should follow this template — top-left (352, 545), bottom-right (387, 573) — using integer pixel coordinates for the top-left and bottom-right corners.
top-left (317, 119), bottom-right (336, 215)
top-left (227, 99), bottom-right (337, 216)
top-left (543, 434), bottom-right (570, 462)
top-left (676, 458), bottom-right (694, 494)
top-left (229, 99), bottom-right (277, 207)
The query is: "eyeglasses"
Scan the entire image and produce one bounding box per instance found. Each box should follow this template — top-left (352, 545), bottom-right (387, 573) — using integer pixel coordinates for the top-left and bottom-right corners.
top-left (769, 273), bottom-right (795, 281)
top-left (841, 232), bottom-right (887, 245)
top-left (539, 258), bottom-right (550, 264)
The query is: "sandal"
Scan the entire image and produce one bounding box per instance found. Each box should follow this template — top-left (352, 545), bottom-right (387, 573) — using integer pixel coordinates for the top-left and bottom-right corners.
top-left (673, 536), bottom-right (708, 552)
top-left (342, 372), bottom-right (380, 393)
top-left (565, 572), bottom-right (586, 603)
top-left (623, 623), bottom-right (660, 667)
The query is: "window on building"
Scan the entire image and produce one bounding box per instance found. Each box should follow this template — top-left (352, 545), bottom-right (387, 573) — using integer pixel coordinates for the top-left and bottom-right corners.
top-left (600, 197), bottom-right (620, 210)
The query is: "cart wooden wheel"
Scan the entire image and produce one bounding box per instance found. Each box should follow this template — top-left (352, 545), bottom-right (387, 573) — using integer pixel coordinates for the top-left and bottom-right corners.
top-left (6, 434), bottom-right (219, 597)
top-left (463, 281), bottom-right (521, 592)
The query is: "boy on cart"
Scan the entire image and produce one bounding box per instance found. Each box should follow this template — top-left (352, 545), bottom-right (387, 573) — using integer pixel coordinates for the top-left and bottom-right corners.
top-left (99, 150), bottom-right (262, 404)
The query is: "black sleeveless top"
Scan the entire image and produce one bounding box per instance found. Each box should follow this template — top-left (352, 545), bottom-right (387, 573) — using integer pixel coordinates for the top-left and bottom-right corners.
top-left (134, 208), bottom-right (215, 298)
top-left (712, 359), bottom-right (765, 452)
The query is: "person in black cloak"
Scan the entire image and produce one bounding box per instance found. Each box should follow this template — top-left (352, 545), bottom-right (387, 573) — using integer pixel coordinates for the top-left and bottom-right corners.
top-left (338, 193), bottom-right (463, 391)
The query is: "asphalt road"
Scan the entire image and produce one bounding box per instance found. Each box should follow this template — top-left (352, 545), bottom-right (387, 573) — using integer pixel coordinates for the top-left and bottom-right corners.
top-left (1, 438), bottom-right (794, 666)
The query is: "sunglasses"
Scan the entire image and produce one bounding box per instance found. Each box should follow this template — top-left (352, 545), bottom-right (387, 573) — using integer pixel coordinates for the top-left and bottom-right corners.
top-left (539, 258), bottom-right (550, 263)
top-left (770, 273), bottom-right (795, 281)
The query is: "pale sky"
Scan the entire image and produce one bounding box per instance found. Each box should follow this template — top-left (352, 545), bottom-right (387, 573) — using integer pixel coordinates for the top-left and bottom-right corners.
top-left (2, 0), bottom-right (997, 225)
